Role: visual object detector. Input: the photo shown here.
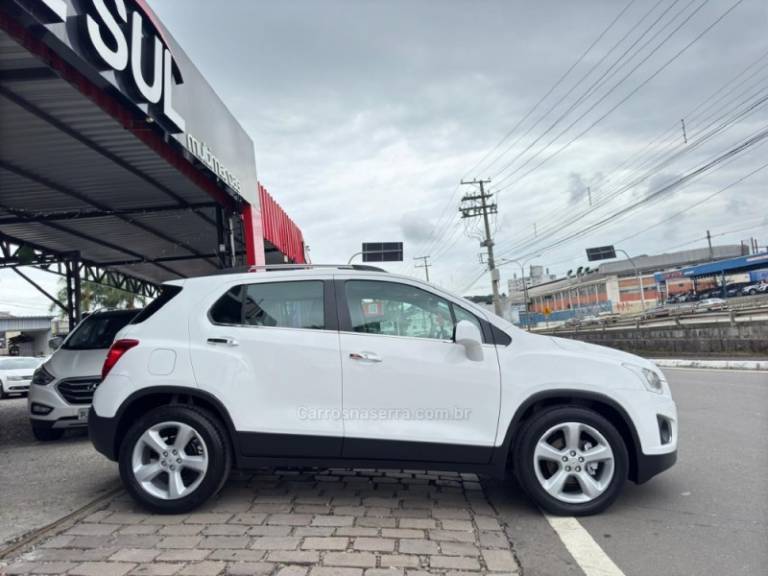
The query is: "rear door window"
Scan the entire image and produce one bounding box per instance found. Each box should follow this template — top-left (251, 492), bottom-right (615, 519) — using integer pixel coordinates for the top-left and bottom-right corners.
top-left (210, 281), bottom-right (326, 330)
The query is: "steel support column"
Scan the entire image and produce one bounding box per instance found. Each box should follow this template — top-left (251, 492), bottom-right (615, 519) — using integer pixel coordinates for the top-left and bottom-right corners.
top-left (65, 257), bottom-right (82, 329)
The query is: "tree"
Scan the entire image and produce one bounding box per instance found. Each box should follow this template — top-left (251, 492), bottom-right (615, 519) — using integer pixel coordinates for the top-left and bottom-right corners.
top-left (49, 279), bottom-right (145, 316)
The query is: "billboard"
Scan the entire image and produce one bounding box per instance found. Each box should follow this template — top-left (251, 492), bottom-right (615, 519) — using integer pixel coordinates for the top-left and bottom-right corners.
top-left (586, 246), bottom-right (617, 262)
top-left (362, 242), bottom-right (403, 263)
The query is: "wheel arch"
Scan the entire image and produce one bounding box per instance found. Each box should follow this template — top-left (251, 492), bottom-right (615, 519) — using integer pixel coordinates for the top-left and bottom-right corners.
top-left (493, 390), bottom-right (642, 483)
top-left (111, 386), bottom-right (240, 466)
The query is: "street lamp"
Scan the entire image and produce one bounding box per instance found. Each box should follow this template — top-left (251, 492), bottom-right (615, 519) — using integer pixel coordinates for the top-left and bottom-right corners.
top-left (614, 249), bottom-right (647, 312)
top-left (498, 254), bottom-right (541, 329)
top-left (585, 245), bottom-right (647, 313)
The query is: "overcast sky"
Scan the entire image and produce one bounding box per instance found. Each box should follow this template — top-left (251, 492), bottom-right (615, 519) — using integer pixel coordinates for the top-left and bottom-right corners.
top-left (2, 0), bottom-right (767, 314)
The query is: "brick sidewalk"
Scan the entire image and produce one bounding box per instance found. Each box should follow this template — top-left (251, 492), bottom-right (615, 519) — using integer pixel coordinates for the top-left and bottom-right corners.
top-left (2, 469), bottom-right (519, 576)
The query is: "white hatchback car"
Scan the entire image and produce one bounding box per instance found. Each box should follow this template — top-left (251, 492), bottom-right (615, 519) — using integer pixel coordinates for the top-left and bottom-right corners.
top-left (89, 265), bottom-right (678, 516)
top-left (29, 309), bottom-right (140, 441)
top-left (0, 356), bottom-right (43, 398)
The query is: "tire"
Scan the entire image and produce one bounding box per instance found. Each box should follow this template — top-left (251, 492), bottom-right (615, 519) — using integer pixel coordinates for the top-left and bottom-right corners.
top-left (0, 383), bottom-right (5, 400)
top-left (32, 423), bottom-right (65, 441)
top-left (119, 405), bottom-right (232, 514)
top-left (514, 406), bottom-right (628, 516)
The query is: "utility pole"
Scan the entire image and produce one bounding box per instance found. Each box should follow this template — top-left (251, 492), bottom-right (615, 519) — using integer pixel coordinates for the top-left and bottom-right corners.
top-left (706, 229), bottom-right (713, 259)
top-left (459, 179), bottom-right (501, 316)
top-left (414, 255), bottom-right (431, 282)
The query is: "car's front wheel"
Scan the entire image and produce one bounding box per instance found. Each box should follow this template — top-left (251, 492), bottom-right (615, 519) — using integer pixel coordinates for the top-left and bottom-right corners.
top-left (119, 405), bottom-right (231, 513)
top-left (514, 406), bottom-right (628, 516)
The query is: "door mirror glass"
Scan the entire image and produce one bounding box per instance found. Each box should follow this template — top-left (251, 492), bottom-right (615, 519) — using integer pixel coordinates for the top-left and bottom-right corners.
top-left (48, 336), bottom-right (63, 351)
top-left (454, 320), bottom-right (483, 361)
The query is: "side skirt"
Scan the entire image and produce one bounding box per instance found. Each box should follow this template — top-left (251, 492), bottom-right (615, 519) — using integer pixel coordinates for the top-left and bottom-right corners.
top-left (235, 432), bottom-right (508, 478)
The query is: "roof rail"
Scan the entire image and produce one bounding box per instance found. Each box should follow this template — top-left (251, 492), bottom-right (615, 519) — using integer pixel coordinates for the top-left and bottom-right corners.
top-left (208, 264), bottom-right (388, 276)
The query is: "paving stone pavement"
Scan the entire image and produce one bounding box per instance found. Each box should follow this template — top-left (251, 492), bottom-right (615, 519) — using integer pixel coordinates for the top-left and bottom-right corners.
top-left (1, 469), bottom-right (520, 576)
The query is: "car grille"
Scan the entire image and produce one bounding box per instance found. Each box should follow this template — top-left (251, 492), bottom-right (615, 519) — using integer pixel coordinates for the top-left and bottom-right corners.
top-left (56, 377), bottom-right (101, 405)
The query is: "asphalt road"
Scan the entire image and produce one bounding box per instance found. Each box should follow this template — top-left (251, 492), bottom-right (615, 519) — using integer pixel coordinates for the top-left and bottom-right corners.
top-left (0, 397), bottom-right (119, 546)
top-left (0, 368), bottom-right (766, 576)
top-left (488, 367), bottom-right (768, 576)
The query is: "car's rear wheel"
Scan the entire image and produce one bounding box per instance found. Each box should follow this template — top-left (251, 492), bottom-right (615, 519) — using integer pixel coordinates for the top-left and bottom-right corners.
top-left (31, 423), bottom-right (65, 441)
top-left (119, 405), bottom-right (231, 513)
top-left (514, 406), bottom-right (628, 516)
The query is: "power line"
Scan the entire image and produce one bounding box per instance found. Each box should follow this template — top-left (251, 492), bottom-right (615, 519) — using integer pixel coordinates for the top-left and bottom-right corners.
top-left (488, 0), bottom-right (692, 189)
top-left (493, 0), bottom-right (747, 194)
top-left (492, 73), bottom-right (768, 257)
top-left (467, 0), bottom-right (640, 179)
top-left (499, 124), bottom-right (768, 262)
top-left (411, 0), bottom-right (641, 262)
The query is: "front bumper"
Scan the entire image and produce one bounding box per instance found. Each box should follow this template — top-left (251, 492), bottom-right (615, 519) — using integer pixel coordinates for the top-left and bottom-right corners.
top-left (27, 383), bottom-right (88, 428)
top-left (634, 448), bottom-right (677, 484)
top-left (4, 381), bottom-right (30, 393)
top-left (88, 407), bottom-right (119, 461)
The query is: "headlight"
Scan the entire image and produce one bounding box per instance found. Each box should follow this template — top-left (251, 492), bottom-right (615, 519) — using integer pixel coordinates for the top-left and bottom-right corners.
top-left (31, 366), bottom-right (55, 386)
top-left (8, 375), bottom-right (27, 381)
top-left (623, 363), bottom-right (664, 394)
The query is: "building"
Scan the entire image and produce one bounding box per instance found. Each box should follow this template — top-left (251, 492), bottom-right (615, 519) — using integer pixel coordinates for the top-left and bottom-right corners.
top-left (507, 265), bottom-right (556, 303)
top-left (0, 312), bottom-right (54, 356)
top-left (521, 245), bottom-right (748, 324)
top-left (1, 0), bottom-right (306, 328)
top-left (655, 251), bottom-right (768, 298)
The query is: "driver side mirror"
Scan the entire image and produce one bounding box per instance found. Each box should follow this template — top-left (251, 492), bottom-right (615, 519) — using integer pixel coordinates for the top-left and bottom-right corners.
top-left (454, 320), bottom-right (484, 362)
top-left (48, 336), bottom-right (63, 351)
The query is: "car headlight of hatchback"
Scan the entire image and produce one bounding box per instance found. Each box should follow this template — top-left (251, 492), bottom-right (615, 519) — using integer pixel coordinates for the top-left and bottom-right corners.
top-left (31, 365), bottom-right (55, 386)
top-left (623, 363), bottom-right (664, 394)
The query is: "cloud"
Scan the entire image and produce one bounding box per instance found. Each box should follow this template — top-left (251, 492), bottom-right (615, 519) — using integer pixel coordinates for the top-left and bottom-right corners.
top-left (5, 0), bottom-right (765, 309)
top-left (400, 212), bottom-right (435, 245)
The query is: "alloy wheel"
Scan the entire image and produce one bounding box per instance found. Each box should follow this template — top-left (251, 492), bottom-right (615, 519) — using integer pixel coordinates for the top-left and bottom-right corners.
top-left (533, 421), bottom-right (615, 504)
top-left (131, 421), bottom-right (208, 500)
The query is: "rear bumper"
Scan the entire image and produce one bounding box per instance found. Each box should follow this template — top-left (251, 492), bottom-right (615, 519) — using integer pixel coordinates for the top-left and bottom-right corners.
top-left (88, 407), bottom-right (118, 461)
top-left (634, 449), bottom-right (677, 484)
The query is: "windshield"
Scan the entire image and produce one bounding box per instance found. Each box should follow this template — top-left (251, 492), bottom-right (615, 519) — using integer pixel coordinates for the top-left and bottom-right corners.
top-left (63, 311), bottom-right (139, 351)
top-left (0, 357), bottom-right (41, 370)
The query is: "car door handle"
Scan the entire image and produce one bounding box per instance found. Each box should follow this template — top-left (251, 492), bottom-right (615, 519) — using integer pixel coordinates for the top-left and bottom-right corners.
top-left (207, 337), bottom-right (239, 346)
top-left (349, 352), bottom-right (382, 363)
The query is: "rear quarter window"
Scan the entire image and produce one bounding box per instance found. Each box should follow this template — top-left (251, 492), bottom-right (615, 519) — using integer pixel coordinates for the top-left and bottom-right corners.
top-left (131, 285), bottom-right (183, 324)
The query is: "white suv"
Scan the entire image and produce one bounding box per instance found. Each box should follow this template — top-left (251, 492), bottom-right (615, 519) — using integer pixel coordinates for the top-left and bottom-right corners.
top-left (89, 265), bottom-right (678, 516)
top-left (29, 309), bottom-right (140, 441)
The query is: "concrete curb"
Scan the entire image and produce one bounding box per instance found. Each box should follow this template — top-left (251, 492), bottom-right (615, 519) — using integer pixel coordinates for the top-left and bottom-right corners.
top-left (652, 359), bottom-right (768, 371)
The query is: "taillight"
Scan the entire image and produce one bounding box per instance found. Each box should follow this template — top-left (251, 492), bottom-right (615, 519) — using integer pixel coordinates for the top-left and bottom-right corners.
top-left (102, 339), bottom-right (139, 380)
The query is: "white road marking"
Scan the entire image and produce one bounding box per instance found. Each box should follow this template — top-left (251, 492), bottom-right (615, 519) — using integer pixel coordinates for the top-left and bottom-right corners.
top-left (544, 515), bottom-right (626, 576)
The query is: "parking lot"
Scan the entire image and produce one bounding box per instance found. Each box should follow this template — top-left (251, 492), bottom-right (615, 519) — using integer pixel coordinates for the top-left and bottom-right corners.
top-left (1, 367), bottom-right (766, 576)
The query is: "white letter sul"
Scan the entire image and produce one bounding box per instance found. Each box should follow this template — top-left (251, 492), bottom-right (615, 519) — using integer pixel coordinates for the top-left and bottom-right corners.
top-left (130, 10), bottom-right (163, 104)
top-left (86, 0), bottom-right (128, 71)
